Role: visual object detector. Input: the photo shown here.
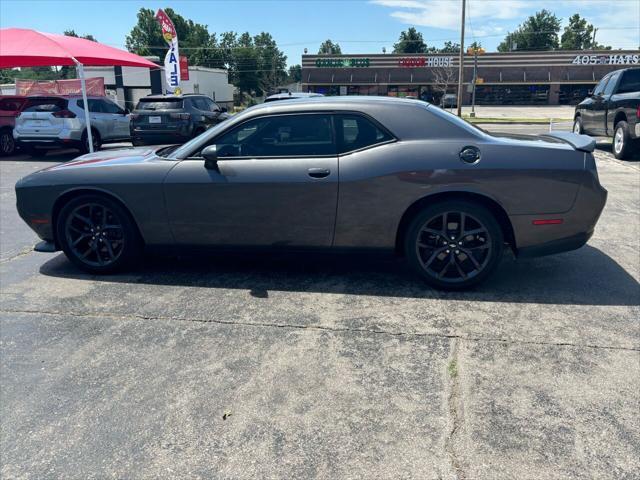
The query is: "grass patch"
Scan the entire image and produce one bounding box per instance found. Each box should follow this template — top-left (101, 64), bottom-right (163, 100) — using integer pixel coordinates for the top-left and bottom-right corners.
top-left (448, 360), bottom-right (458, 378)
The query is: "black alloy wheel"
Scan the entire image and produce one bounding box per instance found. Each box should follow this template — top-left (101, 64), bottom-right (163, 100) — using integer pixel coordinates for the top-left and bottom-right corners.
top-left (57, 195), bottom-right (141, 273)
top-left (80, 129), bottom-right (101, 154)
top-left (0, 130), bottom-right (16, 156)
top-left (405, 201), bottom-right (503, 289)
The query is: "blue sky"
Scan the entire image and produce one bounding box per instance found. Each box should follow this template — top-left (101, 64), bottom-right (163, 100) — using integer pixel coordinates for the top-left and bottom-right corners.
top-left (1, 0), bottom-right (638, 66)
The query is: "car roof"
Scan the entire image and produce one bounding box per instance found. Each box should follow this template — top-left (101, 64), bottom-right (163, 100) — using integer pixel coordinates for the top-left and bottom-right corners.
top-left (265, 92), bottom-right (323, 101)
top-left (140, 94), bottom-right (205, 100)
top-left (249, 95), bottom-right (432, 114)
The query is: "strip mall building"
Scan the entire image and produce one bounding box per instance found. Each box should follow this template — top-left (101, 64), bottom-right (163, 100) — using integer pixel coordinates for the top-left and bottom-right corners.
top-left (301, 50), bottom-right (639, 105)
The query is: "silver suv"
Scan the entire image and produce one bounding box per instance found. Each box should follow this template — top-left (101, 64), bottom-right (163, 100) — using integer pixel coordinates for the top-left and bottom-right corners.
top-left (14, 96), bottom-right (130, 156)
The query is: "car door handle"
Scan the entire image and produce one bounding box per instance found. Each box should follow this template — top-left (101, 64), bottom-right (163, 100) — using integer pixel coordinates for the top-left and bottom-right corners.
top-left (308, 168), bottom-right (331, 178)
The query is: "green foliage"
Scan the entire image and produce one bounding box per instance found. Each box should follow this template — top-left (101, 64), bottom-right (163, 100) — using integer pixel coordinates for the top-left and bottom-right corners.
top-left (497, 9), bottom-right (561, 52)
top-left (318, 39), bottom-right (342, 55)
top-left (125, 8), bottom-right (288, 96)
top-left (440, 41), bottom-right (461, 53)
top-left (560, 14), bottom-right (610, 50)
top-left (393, 27), bottom-right (436, 54)
top-left (288, 64), bottom-right (302, 83)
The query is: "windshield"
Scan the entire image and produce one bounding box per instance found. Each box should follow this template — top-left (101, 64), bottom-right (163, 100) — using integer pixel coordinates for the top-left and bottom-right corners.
top-left (135, 99), bottom-right (183, 111)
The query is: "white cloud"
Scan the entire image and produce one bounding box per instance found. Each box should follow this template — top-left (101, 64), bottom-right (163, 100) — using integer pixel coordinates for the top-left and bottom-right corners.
top-left (371, 0), bottom-right (531, 30)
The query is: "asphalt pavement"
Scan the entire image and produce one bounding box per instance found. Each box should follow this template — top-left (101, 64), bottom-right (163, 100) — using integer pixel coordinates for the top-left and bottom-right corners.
top-left (1, 133), bottom-right (638, 479)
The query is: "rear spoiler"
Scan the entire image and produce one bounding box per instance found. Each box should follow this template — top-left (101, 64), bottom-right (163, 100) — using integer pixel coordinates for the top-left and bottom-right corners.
top-left (540, 131), bottom-right (596, 153)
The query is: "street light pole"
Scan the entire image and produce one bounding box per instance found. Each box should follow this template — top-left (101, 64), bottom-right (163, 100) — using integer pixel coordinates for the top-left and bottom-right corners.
top-left (456, 0), bottom-right (466, 117)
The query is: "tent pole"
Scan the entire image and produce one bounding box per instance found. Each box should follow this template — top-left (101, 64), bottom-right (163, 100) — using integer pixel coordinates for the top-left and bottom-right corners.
top-left (73, 58), bottom-right (94, 153)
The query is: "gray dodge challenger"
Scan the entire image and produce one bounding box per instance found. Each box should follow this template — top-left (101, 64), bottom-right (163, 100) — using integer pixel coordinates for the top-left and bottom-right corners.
top-left (15, 97), bottom-right (607, 289)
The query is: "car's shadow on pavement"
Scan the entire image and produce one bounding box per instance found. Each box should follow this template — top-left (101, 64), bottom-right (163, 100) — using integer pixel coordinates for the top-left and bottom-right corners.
top-left (40, 245), bottom-right (639, 306)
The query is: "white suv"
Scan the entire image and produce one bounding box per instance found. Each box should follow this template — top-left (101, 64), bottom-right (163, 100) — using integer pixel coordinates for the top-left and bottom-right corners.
top-left (14, 96), bottom-right (131, 156)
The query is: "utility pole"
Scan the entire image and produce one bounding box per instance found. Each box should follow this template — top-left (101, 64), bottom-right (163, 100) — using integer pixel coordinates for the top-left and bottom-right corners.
top-left (456, 0), bottom-right (466, 117)
top-left (470, 48), bottom-right (478, 117)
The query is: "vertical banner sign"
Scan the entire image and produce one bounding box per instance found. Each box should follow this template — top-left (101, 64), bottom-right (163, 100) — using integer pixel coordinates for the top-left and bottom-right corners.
top-left (155, 9), bottom-right (181, 94)
top-left (180, 55), bottom-right (189, 81)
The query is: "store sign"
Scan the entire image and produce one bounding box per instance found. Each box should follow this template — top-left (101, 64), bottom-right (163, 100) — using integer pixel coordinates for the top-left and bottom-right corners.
top-left (571, 54), bottom-right (639, 65)
top-left (398, 56), bottom-right (454, 68)
top-left (315, 58), bottom-right (370, 68)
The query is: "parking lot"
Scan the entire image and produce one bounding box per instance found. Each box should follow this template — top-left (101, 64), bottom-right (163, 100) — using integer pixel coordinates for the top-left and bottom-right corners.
top-left (1, 132), bottom-right (639, 479)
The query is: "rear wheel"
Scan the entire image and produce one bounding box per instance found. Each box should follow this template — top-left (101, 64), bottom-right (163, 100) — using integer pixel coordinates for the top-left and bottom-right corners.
top-left (613, 121), bottom-right (634, 160)
top-left (80, 129), bottom-right (101, 154)
top-left (404, 201), bottom-right (504, 290)
top-left (0, 129), bottom-right (16, 156)
top-left (56, 194), bottom-right (142, 274)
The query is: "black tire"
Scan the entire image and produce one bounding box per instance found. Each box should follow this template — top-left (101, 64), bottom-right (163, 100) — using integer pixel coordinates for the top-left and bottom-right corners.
top-left (132, 138), bottom-right (145, 147)
top-left (613, 121), bottom-right (634, 160)
top-left (404, 201), bottom-right (504, 290)
top-left (56, 194), bottom-right (142, 274)
top-left (572, 116), bottom-right (584, 135)
top-left (80, 129), bottom-right (101, 154)
top-left (0, 129), bottom-right (16, 156)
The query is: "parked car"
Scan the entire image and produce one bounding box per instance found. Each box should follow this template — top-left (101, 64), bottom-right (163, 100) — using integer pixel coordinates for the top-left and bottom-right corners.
top-left (573, 67), bottom-right (640, 160)
top-left (130, 94), bottom-right (229, 146)
top-left (15, 96), bottom-right (607, 289)
top-left (264, 92), bottom-right (324, 102)
top-left (13, 95), bottom-right (130, 156)
top-left (440, 94), bottom-right (457, 108)
top-left (0, 95), bottom-right (27, 156)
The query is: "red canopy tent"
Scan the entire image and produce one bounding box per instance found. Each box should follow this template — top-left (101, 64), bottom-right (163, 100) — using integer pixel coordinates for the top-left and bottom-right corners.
top-left (0, 28), bottom-right (158, 152)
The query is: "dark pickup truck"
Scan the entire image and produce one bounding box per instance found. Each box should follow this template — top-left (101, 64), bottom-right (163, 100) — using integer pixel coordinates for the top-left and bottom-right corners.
top-left (573, 67), bottom-right (639, 159)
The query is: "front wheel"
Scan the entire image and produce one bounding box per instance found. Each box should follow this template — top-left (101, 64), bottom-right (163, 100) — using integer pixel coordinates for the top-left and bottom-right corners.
top-left (404, 201), bottom-right (504, 290)
top-left (613, 121), bottom-right (635, 160)
top-left (573, 116), bottom-right (584, 134)
top-left (80, 129), bottom-right (101, 154)
top-left (56, 194), bottom-right (142, 274)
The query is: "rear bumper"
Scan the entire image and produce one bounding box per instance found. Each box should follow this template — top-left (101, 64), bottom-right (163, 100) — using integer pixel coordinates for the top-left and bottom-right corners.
top-left (131, 131), bottom-right (192, 145)
top-left (512, 172), bottom-right (607, 258)
top-left (517, 231), bottom-right (592, 258)
top-left (15, 136), bottom-right (81, 148)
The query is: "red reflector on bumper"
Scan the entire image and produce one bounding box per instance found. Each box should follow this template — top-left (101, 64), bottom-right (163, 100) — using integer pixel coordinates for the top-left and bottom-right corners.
top-left (30, 218), bottom-right (50, 225)
top-left (532, 219), bottom-right (563, 225)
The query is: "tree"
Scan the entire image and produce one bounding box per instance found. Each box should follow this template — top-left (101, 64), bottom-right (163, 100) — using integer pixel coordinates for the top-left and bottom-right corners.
top-left (432, 67), bottom-right (458, 104)
top-left (254, 32), bottom-right (287, 94)
top-left (125, 8), bottom-right (223, 68)
top-left (439, 41), bottom-right (460, 53)
top-left (560, 14), bottom-right (610, 50)
top-left (63, 29), bottom-right (96, 42)
top-left (318, 39), bottom-right (342, 55)
top-left (288, 64), bottom-right (302, 83)
top-left (497, 9), bottom-right (561, 52)
top-left (393, 27), bottom-right (436, 54)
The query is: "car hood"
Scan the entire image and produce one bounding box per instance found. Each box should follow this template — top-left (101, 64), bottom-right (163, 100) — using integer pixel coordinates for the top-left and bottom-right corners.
top-left (43, 145), bottom-right (171, 172)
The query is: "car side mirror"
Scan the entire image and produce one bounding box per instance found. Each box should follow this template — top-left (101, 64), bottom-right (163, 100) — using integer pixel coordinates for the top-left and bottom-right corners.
top-left (202, 145), bottom-right (218, 170)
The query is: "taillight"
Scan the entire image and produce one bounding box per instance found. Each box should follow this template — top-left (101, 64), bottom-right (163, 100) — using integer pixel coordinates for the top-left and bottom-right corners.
top-left (52, 110), bottom-right (76, 118)
top-left (169, 113), bottom-right (190, 120)
top-left (636, 105), bottom-right (640, 119)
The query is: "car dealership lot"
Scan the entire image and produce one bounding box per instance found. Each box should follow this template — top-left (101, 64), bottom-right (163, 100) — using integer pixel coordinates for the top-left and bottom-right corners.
top-left (1, 134), bottom-right (638, 478)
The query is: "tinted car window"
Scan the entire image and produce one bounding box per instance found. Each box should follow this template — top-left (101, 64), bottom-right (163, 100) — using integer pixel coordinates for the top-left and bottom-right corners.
top-left (76, 99), bottom-right (104, 112)
top-left (617, 69), bottom-right (640, 94)
top-left (336, 114), bottom-right (393, 153)
top-left (603, 72), bottom-right (621, 96)
top-left (136, 99), bottom-right (183, 110)
top-left (0, 99), bottom-right (24, 111)
top-left (593, 76), bottom-right (609, 96)
top-left (101, 99), bottom-right (124, 114)
top-left (23, 98), bottom-right (67, 112)
top-left (214, 114), bottom-right (335, 158)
